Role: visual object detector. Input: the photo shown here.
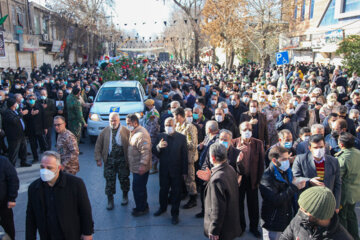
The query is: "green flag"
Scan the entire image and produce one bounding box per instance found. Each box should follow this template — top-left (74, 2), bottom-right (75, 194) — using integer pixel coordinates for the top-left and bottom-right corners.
top-left (0, 15), bottom-right (8, 25)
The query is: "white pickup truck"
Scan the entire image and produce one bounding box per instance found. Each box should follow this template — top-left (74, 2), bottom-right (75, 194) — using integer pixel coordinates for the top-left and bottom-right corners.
top-left (87, 80), bottom-right (147, 143)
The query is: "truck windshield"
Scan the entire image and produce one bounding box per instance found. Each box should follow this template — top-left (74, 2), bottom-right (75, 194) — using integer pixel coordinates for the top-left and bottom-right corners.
top-left (96, 87), bottom-right (141, 102)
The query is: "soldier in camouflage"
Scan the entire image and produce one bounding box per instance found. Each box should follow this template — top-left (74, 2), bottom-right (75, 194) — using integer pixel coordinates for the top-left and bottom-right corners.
top-left (143, 99), bottom-right (160, 174)
top-left (95, 112), bottom-right (130, 210)
top-left (66, 86), bottom-right (87, 143)
top-left (54, 116), bottom-right (80, 175)
top-left (173, 107), bottom-right (198, 209)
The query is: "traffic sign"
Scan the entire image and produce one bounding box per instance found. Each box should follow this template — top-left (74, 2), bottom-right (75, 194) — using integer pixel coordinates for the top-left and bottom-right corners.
top-left (276, 51), bottom-right (289, 65)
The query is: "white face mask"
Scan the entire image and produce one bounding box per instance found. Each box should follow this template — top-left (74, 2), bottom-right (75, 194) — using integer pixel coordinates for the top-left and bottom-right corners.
top-left (165, 126), bottom-right (174, 134)
top-left (249, 107), bottom-right (257, 114)
top-left (186, 117), bottom-right (193, 123)
top-left (241, 130), bottom-right (252, 139)
top-left (215, 115), bottom-right (223, 122)
top-left (312, 147), bottom-right (325, 159)
top-left (231, 100), bottom-right (237, 106)
top-left (223, 108), bottom-right (229, 114)
top-left (40, 168), bottom-right (57, 182)
top-left (288, 109), bottom-right (295, 115)
top-left (127, 125), bottom-right (134, 131)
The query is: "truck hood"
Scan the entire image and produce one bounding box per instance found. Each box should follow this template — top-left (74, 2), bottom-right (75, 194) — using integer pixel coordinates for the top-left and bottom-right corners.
top-left (90, 102), bottom-right (144, 114)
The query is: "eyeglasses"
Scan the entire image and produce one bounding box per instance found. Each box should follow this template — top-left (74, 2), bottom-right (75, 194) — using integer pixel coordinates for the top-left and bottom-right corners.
top-left (54, 123), bottom-right (64, 127)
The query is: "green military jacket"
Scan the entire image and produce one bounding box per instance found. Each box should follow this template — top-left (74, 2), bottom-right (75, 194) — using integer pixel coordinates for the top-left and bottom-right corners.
top-left (66, 94), bottom-right (86, 125)
top-left (335, 147), bottom-right (360, 205)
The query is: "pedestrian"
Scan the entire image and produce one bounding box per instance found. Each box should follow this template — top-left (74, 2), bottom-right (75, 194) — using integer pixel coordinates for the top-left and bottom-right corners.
top-left (336, 132), bottom-right (360, 240)
top-left (126, 114), bottom-right (152, 217)
top-left (280, 186), bottom-right (353, 240)
top-left (232, 121), bottom-right (264, 238)
top-left (39, 89), bottom-right (57, 150)
top-left (3, 98), bottom-right (31, 167)
top-left (292, 134), bottom-right (341, 212)
top-left (0, 155), bottom-right (19, 240)
top-left (54, 115), bottom-right (80, 175)
top-left (66, 86), bottom-right (87, 143)
top-left (26, 151), bottom-right (94, 240)
top-left (152, 117), bottom-right (188, 225)
top-left (203, 143), bottom-right (242, 240)
top-left (173, 107), bottom-right (199, 209)
top-left (94, 112), bottom-right (130, 210)
top-left (260, 146), bottom-right (306, 240)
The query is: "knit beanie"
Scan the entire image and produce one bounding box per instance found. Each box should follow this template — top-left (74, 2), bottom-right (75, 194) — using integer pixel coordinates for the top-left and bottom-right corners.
top-left (298, 186), bottom-right (336, 220)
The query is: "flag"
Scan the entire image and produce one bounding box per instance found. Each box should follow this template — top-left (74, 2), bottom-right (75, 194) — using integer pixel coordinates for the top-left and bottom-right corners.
top-left (0, 15), bottom-right (8, 25)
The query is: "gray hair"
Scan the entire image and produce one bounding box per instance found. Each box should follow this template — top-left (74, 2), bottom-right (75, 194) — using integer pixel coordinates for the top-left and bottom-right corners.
top-left (278, 129), bottom-right (292, 140)
top-left (218, 102), bottom-right (228, 108)
top-left (170, 101), bottom-right (180, 108)
top-left (311, 124), bottom-right (324, 133)
top-left (219, 129), bottom-right (233, 139)
top-left (349, 109), bottom-right (359, 115)
top-left (209, 142), bottom-right (227, 163)
top-left (54, 115), bottom-right (65, 122)
top-left (164, 117), bottom-right (175, 125)
top-left (193, 105), bottom-right (203, 113)
top-left (184, 108), bottom-right (192, 113)
top-left (42, 151), bottom-right (61, 165)
top-left (109, 112), bottom-right (120, 120)
top-left (206, 120), bottom-right (219, 133)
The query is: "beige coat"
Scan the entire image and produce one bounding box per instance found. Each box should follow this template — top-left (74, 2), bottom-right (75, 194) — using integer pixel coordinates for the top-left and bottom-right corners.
top-left (128, 126), bottom-right (152, 174)
top-left (94, 126), bottom-right (130, 164)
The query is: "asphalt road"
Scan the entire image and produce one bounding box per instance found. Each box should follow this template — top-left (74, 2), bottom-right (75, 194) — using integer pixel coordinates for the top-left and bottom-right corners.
top-left (3, 136), bottom-right (360, 240)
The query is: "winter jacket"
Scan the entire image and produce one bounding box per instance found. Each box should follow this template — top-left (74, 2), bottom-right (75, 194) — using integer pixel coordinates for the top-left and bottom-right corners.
top-left (0, 156), bottom-right (19, 205)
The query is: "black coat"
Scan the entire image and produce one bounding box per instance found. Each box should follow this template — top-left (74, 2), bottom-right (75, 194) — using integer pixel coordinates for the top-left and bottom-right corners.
top-left (204, 162), bottom-right (242, 240)
top-left (260, 164), bottom-right (299, 232)
top-left (152, 132), bottom-right (188, 177)
top-left (26, 171), bottom-right (94, 240)
top-left (280, 210), bottom-right (353, 240)
top-left (215, 115), bottom-right (240, 139)
top-left (39, 98), bottom-right (57, 129)
top-left (0, 156), bottom-right (19, 205)
top-left (23, 102), bottom-right (45, 136)
top-left (3, 108), bottom-right (25, 141)
top-left (229, 103), bottom-right (248, 126)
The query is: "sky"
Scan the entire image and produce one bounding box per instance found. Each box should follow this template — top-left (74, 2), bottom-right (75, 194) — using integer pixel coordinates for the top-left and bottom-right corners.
top-left (111, 0), bottom-right (174, 38)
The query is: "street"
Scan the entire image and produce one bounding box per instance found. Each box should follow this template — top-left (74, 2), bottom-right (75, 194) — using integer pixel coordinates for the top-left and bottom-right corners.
top-left (3, 136), bottom-right (360, 240)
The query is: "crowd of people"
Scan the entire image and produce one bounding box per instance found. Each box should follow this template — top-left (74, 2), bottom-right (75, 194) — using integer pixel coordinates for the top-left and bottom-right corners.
top-left (1, 60), bottom-right (360, 240)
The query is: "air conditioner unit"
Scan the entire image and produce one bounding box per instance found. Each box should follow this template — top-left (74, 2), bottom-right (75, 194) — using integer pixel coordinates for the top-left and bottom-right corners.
top-left (42, 34), bottom-right (49, 41)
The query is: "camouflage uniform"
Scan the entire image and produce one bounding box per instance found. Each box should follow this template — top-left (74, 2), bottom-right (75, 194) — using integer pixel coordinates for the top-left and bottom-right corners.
top-left (56, 129), bottom-right (79, 175)
top-left (144, 107), bottom-right (160, 165)
top-left (66, 93), bottom-right (86, 143)
top-left (104, 128), bottom-right (130, 196)
top-left (175, 122), bottom-right (198, 195)
top-left (262, 105), bottom-right (282, 146)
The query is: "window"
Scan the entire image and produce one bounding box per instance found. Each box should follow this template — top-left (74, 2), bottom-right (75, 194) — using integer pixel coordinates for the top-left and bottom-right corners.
top-left (34, 14), bottom-right (41, 34)
top-left (301, 0), bottom-right (306, 21)
top-left (342, 0), bottom-right (360, 13)
top-left (294, 0), bottom-right (298, 19)
top-left (42, 17), bottom-right (49, 34)
top-left (96, 87), bottom-right (141, 102)
top-left (319, 0), bottom-right (339, 26)
top-left (309, 0), bottom-right (315, 19)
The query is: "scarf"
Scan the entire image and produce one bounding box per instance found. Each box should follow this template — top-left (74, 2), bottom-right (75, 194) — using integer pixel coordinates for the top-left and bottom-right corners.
top-left (109, 126), bottom-right (122, 153)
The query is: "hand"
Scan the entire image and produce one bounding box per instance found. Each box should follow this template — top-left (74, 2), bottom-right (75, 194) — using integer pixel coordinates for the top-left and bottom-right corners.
top-left (283, 117), bottom-right (290, 124)
top-left (209, 234), bottom-right (219, 240)
top-left (158, 138), bottom-right (168, 148)
top-left (138, 164), bottom-right (146, 175)
top-left (81, 235), bottom-right (93, 240)
top-left (42, 103), bottom-right (47, 109)
top-left (310, 177), bottom-right (325, 186)
top-left (31, 109), bottom-right (39, 115)
top-left (58, 110), bottom-right (63, 114)
top-left (335, 209), bottom-right (339, 214)
top-left (84, 123), bottom-right (88, 128)
top-left (292, 177), bottom-right (306, 190)
top-left (356, 126), bottom-right (360, 133)
top-left (237, 152), bottom-right (244, 162)
top-left (238, 145), bottom-right (248, 153)
top-left (44, 129), bottom-right (48, 135)
top-left (250, 118), bottom-right (258, 125)
top-left (96, 160), bottom-right (102, 167)
top-left (197, 167), bottom-right (211, 182)
top-left (198, 142), bottom-right (205, 150)
top-left (7, 201), bottom-right (16, 208)
top-left (21, 109), bottom-right (28, 115)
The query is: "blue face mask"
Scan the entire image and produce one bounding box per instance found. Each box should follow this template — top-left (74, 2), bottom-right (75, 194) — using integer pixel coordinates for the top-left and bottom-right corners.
top-left (163, 94), bottom-right (168, 99)
top-left (193, 113), bottom-right (199, 120)
top-left (294, 100), bottom-right (298, 106)
top-left (220, 141), bottom-right (229, 149)
top-left (284, 142), bottom-right (293, 149)
top-left (271, 102), bottom-right (277, 108)
top-left (29, 99), bottom-right (36, 105)
top-left (278, 160), bottom-right (290, 171)
top-left (168, 110), bottom-right (172, 115)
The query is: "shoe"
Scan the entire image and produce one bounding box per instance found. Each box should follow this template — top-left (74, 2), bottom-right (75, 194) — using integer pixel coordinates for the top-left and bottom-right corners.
top-left (183, 194), bottom-right (197, 209)
top-left (131, 207), bottom-right (149, 217)
top-left (181, 192), bottom-right (187, 200)
top-left (153, 209), bottom-right (166, 217)
top-left (250, 229), bottom-right (262, 239)
top-left (32, 158), bottom-right (39, 163)
top-left (195, 211), bottom-right (204, 218)
top-left (20, 162), bottom-right (32, 167)
top-left (171, 215), bottom-right (179, 225)
top-left (106, 195), bottom-right (114, 210)
top-left (121, 192), bottom-right (128, 206)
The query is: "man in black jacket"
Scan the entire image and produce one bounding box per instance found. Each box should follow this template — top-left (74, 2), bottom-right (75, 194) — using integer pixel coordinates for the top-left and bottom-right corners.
top-left (40, 89), bottom-right (57, 150)
top-left (152, 117), bottom-right (188, 225)
top-left (24, 94), bottom-right (47, 163)
top-left (0, 155), bottom-right (19, 240)
top-left (213, 107), bottom-right (239, 138)
top-left (3, 98), bottom-right (31, 167)
top-left (26, 151), bottom-right (94, 240)
top-left (260, 146), bottom-right (306, 240)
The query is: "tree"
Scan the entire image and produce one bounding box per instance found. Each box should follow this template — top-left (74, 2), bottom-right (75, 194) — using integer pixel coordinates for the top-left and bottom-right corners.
top-left (336, 35), bottom-right (360, 75)
top-left (201, 0), bottom-right (247, 69)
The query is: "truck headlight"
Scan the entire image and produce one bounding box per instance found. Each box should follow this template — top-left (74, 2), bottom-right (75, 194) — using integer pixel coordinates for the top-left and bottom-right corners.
top-left (89, 113), bottom-right (100, 121)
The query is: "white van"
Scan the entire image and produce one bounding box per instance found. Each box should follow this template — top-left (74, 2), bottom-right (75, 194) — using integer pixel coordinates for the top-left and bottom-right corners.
top-left (87, 80), bottom-right (147, 143)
